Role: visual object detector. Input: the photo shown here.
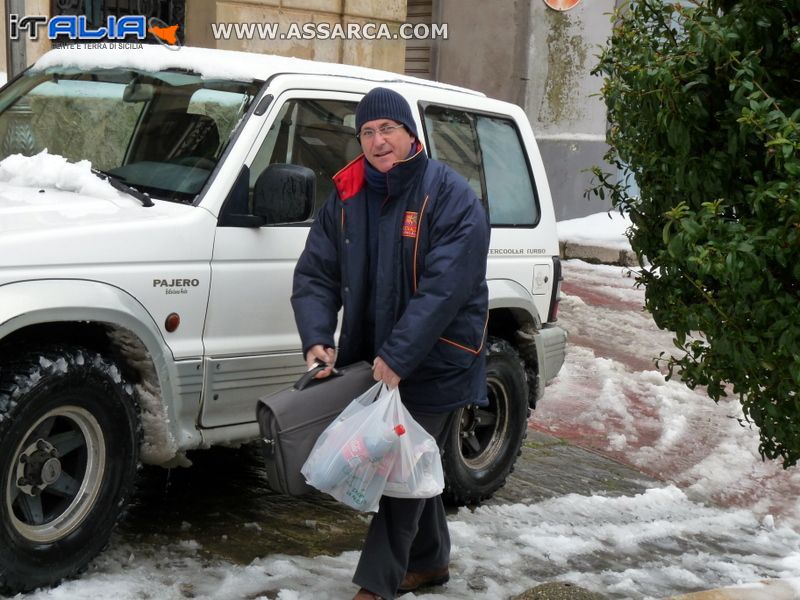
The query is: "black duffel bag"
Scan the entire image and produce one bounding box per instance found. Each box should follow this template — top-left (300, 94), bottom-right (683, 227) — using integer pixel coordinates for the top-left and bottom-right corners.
top-left (256, 361), bottom-right (374, 496)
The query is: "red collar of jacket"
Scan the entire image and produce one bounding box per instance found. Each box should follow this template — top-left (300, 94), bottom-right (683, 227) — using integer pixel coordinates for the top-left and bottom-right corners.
top-left (333, 141), bottom-right (425, 201)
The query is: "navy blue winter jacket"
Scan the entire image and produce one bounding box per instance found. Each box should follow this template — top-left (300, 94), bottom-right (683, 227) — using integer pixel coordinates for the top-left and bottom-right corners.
top-left (291, 143), bottom-right (490, 413)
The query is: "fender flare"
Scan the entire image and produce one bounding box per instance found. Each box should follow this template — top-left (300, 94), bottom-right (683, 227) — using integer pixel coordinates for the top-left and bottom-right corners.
top-left (0, 278), bottom-right (198, 457)
top-left (487, 278), bottom-right (547, 401)
top-left (488, 278), bottom-right (543, 327)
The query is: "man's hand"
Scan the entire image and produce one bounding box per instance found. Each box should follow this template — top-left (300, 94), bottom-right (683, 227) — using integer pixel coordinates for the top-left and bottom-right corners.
top-left (306, 345), bottom-right (336, 379)
top-left (372, 356), bottom-right (401, 389)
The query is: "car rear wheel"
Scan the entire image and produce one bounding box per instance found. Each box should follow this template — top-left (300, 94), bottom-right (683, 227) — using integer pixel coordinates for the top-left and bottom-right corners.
top-left (443, 337), bottom-right (530, 505)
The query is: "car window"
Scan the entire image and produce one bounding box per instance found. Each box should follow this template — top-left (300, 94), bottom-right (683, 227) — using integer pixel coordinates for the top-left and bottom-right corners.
top-left (475, 115), bottom-right (538, 226)
top-left (423, 104), bottom-right (539, 227)
top-left (0, 69), bottom-right (260, 203)
top-left (15, 79), bottom-right (144, 172)
top-left (422, 105), bottom-right (483, 200)
top-left (250, 98), bottom-right (360, 219)
top-left (187, 88), bottom-right (248, 151)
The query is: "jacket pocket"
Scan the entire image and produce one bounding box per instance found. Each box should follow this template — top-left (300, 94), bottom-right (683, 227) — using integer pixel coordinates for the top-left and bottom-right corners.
top-left (432, 336), bottom-right (481, 368)
top-left (412, 336), bottom-right (479, 383)
top-left (436, 307), bottom-right (488, 362)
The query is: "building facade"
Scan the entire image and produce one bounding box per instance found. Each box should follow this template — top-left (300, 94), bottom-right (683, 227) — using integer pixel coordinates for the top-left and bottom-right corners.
top-left (2, 0), bottom-right (616, 220)
top-left (430, 0), bottom-right (616, 220)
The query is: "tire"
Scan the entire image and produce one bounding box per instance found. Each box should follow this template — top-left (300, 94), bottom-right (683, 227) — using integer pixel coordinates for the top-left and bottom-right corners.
top-left (443, 337), bottom-right (530, 505)
top-left (0, 347), bottom-right (140, 594)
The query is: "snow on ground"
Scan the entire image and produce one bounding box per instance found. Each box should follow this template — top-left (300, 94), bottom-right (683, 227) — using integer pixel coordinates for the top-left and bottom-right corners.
top-left (11, 211), bottom-right (800, 600)
top-left (552, 215), bottom-right (800, 524)
top-left (16, 486), bottom-right (800, 600)
top-left (536, 258), bottom-right (800, 528)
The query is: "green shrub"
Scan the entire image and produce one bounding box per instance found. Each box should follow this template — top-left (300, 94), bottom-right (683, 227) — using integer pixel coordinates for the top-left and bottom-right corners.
top-left (592, 0), bottom-right (800, 465)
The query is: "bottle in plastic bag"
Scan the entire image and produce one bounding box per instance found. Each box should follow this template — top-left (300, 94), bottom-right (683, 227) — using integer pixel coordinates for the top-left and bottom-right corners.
top-left (363, 424), bottom-right (406, 461)
top-left (358, 451), bottom-right (398, 507)
top-left (312, 424), bottom-right (406, 491)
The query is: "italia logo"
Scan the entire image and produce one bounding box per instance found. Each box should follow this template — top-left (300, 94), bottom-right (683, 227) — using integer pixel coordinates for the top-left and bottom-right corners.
top-left (7, 13), bottom-right (180, 47)
top-left (402, 211), bottom-right (419, 238)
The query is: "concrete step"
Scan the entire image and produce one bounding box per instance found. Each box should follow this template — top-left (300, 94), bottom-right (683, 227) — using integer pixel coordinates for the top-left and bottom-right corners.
top-left (559, 240), bottom-right (637, 266)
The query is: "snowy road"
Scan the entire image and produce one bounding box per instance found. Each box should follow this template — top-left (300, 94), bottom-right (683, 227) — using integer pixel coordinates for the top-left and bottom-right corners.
top-left (10, 260), bottom-right (800, 600)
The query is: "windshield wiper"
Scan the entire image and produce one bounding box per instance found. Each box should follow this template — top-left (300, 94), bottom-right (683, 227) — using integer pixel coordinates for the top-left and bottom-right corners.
top-left (91, 168), bottom-right (154, 207)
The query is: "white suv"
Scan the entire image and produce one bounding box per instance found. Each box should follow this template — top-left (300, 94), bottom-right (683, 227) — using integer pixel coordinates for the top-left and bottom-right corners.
top-left (0, 45), bottom-right (566, 593)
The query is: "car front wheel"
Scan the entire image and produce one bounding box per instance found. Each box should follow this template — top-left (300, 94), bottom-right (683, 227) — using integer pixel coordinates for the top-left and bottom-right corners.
top-left (0, 347), bottom-right (139, 594)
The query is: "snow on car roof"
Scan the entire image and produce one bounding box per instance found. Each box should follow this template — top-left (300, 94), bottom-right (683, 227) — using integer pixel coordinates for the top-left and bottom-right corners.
top-left (32, 44), bottom-right (483, 96)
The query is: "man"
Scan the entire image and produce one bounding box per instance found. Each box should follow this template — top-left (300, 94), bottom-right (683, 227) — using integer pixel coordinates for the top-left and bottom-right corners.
top-left (291, 87), bottom-right (490, 600)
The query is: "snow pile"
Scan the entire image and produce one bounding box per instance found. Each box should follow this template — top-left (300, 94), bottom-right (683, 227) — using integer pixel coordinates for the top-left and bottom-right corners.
top-left (0, 149), bottom-right (119, 199)
top-left (557, 211), bottom-right (632, 251)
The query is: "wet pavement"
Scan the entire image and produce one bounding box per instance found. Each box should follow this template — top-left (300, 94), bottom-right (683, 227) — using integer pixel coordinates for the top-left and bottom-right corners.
top-left (536, 261), bottom-right (800, 525)
top-left (119, 427), bottom-right (658, 584)
top-left (122, 443), bottom-right (371, 563)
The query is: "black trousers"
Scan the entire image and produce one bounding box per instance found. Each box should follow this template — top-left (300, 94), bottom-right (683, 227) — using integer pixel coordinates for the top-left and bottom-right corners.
top-left (352, 409), bottom-right (455, 599)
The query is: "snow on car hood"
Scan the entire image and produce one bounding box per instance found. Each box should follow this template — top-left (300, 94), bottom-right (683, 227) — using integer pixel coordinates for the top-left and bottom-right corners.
top-left (0, 181), bottom-right (147, 234)
top-left (0, 149), bottom-right (155, 234)
top-left (0, 151), bottom-right (216, 272)
top-left (0, 150), bottom-right (120, 199)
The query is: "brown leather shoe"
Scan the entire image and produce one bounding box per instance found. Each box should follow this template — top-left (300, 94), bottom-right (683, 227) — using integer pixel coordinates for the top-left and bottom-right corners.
top-left (353, 588), bottom-right (382, 600)
top-left (398, 565), bottom-right (450, 592)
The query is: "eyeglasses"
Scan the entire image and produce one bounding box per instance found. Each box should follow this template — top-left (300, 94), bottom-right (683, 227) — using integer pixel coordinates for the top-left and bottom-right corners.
top-left (357, 124), bottom-right (405, 140)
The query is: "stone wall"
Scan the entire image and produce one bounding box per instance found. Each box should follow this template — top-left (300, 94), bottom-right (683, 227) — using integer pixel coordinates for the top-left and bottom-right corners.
top-left (435, 0), bottom-right (529, 107)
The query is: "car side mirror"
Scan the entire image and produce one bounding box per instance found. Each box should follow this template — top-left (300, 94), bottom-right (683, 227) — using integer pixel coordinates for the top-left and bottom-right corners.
top-left (253, 164), bottom-right (316, 225)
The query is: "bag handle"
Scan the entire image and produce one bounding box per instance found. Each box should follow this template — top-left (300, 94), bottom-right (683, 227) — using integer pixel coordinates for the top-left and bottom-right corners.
top-left (293, 360), bottom-right (341, 391)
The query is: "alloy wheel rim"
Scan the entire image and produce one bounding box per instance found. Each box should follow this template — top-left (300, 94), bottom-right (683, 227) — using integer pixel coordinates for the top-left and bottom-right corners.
top-left (459, 375), bottom-right (510, 470)
top-left (6, 405), bottom-right (106, 543)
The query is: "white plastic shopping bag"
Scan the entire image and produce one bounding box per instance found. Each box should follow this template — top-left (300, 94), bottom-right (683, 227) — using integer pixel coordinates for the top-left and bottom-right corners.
top-left (301, 384), bottom-right (445, 510)
top-left (382, 403), bottom-right (445, 500)
top-left (301, 384), bottom-right (404, 512)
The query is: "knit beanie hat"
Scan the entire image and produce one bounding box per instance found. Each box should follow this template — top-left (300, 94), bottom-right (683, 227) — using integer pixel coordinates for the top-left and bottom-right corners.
top-left (355, 87), bottom-right (418, 138)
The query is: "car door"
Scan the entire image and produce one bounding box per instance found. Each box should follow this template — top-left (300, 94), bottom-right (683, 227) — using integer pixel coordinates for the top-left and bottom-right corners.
top-left (199, 89), bottom-right (362, 428)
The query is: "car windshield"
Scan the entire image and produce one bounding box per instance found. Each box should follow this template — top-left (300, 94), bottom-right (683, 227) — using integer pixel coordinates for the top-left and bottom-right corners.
top-left (0, 67), bottom-right (261, 203)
